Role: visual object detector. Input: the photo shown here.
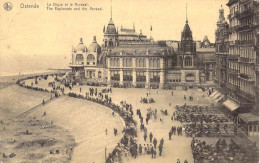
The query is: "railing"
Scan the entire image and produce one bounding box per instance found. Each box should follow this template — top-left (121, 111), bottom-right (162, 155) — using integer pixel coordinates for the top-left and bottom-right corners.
top-left (227, 68), bottom-right (239, 74)
top-left (237, 24), bottom-right (256, 32)
top-left (238, 73), bottom-right (255, 82)
top-left (239, 57), bottom-right (255, 63)
top-left (226, 82), bottom-right (238, 91)
top-left (236, 9), bottom-right (254, 19)
top-left (239, 40), bottom-right (254, 45)
top-left (227, 54), bottom-right (239, 59)
top-left (229, 40), bottom-right (239, 45)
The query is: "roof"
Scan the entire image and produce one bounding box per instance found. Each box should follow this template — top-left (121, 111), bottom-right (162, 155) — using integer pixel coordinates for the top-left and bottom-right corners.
top-left (197, 51), bottom-right (216, 62)
top-left (106, 18), bottom-right (117, 34)
top-left (226, 0), bottom-right (238, 6)
top-left (109, 44), bottom-right (175, 56)
top-left (182, 21), bottom-right (193, 40)
top-left (239, 113), bottom-right (259, 123)
top-left (197, 48), bottom-right (215, 52)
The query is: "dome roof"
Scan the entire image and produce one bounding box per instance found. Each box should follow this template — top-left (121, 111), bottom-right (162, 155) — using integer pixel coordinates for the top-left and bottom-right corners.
top-left (75, 38), bottom-right (87, 52)
top-left (88, 36), bottom-right (101, 53)
top-left (106, 18), bottom-right (117, 34)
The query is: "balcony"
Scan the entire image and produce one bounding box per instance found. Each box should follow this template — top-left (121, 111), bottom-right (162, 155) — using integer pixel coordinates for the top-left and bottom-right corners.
top-left (238, 57), bottom-right (255, 64)
top-left (239, 73), bottom-right (255, 82)
top-left (227, 68), bottom-right (239, 75)
top-left (227, 54), bottom-right (239, 59)
top-left (236, 9), bottom-right (254, 20)
top-left (239, 40), bottom-right (254, 45)
top-left (226, 82), bottom-right (238, 91)
top-left (229, 40), bottom-right (239, 45)
top-left (237, 24), bottom-right (257, 32)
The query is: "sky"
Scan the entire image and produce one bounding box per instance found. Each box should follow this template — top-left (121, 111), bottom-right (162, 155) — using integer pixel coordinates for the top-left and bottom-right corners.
top-left (0, 0), bottom-right (230, 73)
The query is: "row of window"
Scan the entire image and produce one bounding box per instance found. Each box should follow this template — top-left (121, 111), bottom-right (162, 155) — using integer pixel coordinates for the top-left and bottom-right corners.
top-left (86, 71), bottom-right (102, 79)
top-left (240, 47), bottom-right (255, 58)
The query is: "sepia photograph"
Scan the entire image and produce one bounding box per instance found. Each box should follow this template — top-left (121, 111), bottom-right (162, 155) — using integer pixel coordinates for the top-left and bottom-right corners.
top-left (0, 0), bottom-right (259, 162)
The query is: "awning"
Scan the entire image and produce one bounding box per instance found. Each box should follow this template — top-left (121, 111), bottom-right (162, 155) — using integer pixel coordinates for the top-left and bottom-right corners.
top-left (223, 99), bottom-right (239, 112)
top-left (215, 94), bottom-right (225, 102)
top-left (210, 91), bottom-right (218, 97)
top-left (238, 113), bottom-right (259, 123)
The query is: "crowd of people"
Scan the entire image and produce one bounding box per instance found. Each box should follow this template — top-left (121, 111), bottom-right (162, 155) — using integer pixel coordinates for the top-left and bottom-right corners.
top-left (191, 138), bottom-right (258, 163)
top-left (174, 104), bottom-right (235, 137)
top-left (15, 76), bottom-right (258, 163)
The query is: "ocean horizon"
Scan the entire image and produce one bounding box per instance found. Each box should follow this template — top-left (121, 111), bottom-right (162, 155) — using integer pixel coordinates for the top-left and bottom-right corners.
top-left (0, 69), bottom-right (62, 77)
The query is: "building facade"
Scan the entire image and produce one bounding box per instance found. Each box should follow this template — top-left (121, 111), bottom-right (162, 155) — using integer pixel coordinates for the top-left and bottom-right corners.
top-left (214, 0), bottom-right (259, 138)
top-left (69, 10), bottom-right (207, 89)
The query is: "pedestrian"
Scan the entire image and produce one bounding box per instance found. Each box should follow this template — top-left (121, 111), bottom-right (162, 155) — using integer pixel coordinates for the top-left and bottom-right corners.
top-left (177, 159), bottom-right (181, 163)
top-left (159, 144), bottom-right (163, 156)
top-left (153, 138), bottom-right (157, 148)
top-left (169, 131), bottom-right (172, 140)
top-left (184, 159), bottom-right (188, 163)
top-left (144, 133), bottom-right (147, 141)
top-left (151, 146), bottom-right (154, 158)
top-left (139, 144), bottom-right (142, 155)
top-left (160, 138), bottom-right (164, 146)
top-left (149, 132), bottom-right (153, 143)
top-left (171, 91), bottom-right (173, 96)
top-left (184, 95), bottom-right (186, 100)
top-left (105, 128), bottom-right (107, 135)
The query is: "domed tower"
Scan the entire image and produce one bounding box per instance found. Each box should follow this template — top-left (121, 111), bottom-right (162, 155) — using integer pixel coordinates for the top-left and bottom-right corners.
top-left (215, 5), bottom-right (229, 44)
top-left (70, 38), bottom-right (87, 80)
top-left (103, 0), bottom-right (118, 49)
top-left (86, 36), bottom-right (101, 67)
top-left (71, 38), bottom-right (87, 69)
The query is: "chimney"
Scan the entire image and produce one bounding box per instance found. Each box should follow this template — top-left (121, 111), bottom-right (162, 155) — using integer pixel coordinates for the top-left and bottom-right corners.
top-left (93, 36), bottom-right (97, 42)
top-left (80, 38), bottom-right (83, 43)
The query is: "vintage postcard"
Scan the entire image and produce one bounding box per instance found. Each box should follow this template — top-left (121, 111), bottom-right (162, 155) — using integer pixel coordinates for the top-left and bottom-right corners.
top-left (0, 0), bottom-right (259, 163)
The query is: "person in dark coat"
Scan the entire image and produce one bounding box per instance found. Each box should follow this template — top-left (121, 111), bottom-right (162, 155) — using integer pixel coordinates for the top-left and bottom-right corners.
top-left (139, 144), bottom-right (142, 155)
top-left (149, 132), bottom-right (153, 143)
top-left (159, 144), bottom-right (163, 156)
top-left (169, 131), bottom-right (172, 140)
top-left (153, 138), bottom-right (157, 148)
top-left (144, 133), bottom-right (147, 141)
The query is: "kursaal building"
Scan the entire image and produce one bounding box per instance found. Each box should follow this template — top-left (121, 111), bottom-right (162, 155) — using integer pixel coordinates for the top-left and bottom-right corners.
top-left (69, 7), bottom-right (203, 89)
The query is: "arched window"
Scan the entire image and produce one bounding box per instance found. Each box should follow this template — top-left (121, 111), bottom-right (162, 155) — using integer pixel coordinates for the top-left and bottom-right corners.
top-left (139, 58), bottom-right (143, 67)
top-left (127, 58), bottom-right (132, 67)
top-left (123, 58), bottom-right (127, 67)
top-left (136, 58), bottom-right (139, 67)
top-left (184, 56), bottom-right (192, 67)
top-left (87, 54), bottom-right (95, 65)
top-left (76, 54), bottom-right (83, 64)
top-left (110, 58), bottom-right (114, 67)
top-left (76, 54), bottom-right (83, 61)
top-left (157, 58), bottom-right (160, 68)
top-left (149, 58), bottom-right (153, 68)
top-left (116, 58), bottom-right (119, 67)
